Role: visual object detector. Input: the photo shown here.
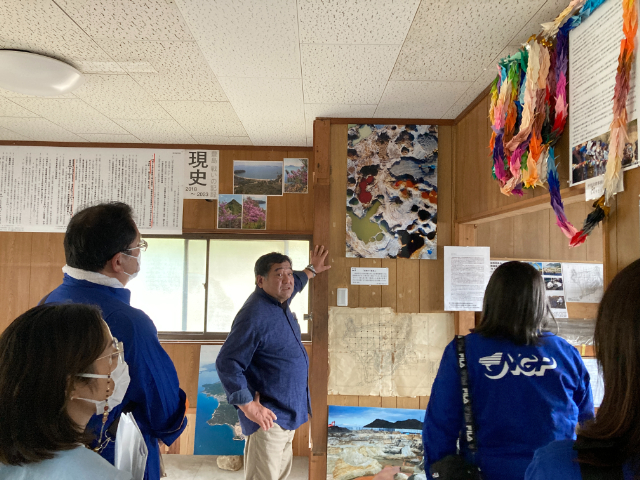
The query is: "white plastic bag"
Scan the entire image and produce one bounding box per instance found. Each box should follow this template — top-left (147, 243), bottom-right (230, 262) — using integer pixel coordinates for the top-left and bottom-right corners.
top-left (115, 412), bottom-right (148, 480)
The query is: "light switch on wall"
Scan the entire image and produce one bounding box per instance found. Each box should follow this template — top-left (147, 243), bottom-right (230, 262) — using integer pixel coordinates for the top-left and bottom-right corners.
top-left (337, 288), bottom-right (348, 306)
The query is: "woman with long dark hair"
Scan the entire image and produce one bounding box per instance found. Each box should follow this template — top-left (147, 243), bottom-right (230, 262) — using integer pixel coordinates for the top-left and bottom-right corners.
top-left (526, 259), bottom-right (640, 479)
top-left (423, 261), bottom-right (594, 480)
top-left (0, 304), bottom-right (131, 479)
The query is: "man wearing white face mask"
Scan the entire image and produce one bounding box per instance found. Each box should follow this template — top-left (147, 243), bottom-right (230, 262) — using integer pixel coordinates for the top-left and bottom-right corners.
top-left (44, 202), bottom-right (187, 480)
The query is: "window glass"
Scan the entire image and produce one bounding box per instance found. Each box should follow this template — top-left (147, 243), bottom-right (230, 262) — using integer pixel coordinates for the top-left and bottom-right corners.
top-left (129, 238), bottom-right (206, 332)
top-left (207, 239), bottom-right (309, 333)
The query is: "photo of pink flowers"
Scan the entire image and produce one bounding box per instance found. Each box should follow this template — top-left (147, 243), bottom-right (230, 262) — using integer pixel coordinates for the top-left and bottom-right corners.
top-left (284, 158), bottom-right (308, 193)
top-left (242, 195), bottom-right (267, 230)
top-left (217, 194), bottom-right (243, 229)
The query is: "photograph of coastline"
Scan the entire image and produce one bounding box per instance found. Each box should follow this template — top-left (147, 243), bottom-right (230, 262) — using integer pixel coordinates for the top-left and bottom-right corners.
top-left (284, 158), bottom-right (309, 193)
top-left (217, 194), bottom-right (243, 229)
top-left (233, 160), bottom-right (283, 196)
top-left (194, 346), bottom-right (244, 455)
top-left (326, 405), bottom-right (425, 480)
top-left (242, 195), bottom-right (267, 230)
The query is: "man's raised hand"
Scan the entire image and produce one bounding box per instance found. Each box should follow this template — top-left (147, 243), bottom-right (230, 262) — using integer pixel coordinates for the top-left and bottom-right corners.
top-left (310, 245), bottom-right (331, 274)
top-left (239, 392), bottom-right (277, 431)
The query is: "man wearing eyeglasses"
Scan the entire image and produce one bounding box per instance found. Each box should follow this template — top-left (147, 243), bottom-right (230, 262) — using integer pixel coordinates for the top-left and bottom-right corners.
top-left (44, 202), bottom-right (187, 480)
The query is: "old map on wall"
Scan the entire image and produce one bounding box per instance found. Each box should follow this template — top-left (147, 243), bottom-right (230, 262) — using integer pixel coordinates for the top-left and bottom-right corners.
top-left (346, 124), bottom-right (438, 259)
top-left (328, 307), bottom-right (454, 397)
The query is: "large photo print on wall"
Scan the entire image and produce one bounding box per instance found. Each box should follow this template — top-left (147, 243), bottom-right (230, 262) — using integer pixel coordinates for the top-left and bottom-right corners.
top-left (346, 124), bottom-right (438, 259)
top-left (233, 160), bottom-right (283, 196)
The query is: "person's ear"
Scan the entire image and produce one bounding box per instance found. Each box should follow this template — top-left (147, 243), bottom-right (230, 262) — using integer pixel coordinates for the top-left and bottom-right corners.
top-left (256, 275), bottom-right (264, 288)
top-left (110, 252), bottom-right (125, 274)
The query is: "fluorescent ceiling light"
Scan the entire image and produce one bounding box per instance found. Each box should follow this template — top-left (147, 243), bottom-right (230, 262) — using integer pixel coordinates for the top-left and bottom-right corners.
top-left (0, 50), bottom-right (85, 96)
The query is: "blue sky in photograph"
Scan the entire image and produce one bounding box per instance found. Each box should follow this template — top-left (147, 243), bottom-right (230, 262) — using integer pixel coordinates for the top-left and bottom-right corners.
top-left (328, 405), bottom-right (424, 428)
top-left (234, 160), bottom-right (282, 170)
top-left (218, 194), bottom-right (243, 204)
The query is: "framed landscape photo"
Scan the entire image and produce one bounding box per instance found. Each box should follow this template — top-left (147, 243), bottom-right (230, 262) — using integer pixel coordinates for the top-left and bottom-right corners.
top-left (233, 160), bottom-right (283, 196)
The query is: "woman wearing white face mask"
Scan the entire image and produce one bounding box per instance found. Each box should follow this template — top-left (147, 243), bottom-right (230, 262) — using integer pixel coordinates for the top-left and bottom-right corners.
top-left (0, 304), bottom-right (132, 480)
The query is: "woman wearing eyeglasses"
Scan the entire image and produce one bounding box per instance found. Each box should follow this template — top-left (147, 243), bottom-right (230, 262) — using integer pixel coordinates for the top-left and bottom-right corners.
top-left (0, 304), bottom-right (132, 480)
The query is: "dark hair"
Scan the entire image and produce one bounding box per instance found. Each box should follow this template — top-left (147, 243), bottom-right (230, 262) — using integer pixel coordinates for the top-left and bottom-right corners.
top-left (474, 261), bottom-right (549, 345)
top-left (577, 259), bottom-right (640, 468)
top-left (0, 304), bottom-right (107, 466)
top-left (254, 252), bottom-right (293, 277)
top-left (64, 202), bottom-right (137, 272)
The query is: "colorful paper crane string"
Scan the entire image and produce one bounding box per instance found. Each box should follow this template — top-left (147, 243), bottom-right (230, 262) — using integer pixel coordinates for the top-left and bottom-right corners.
top-left (489, 0), bottom-right (634, 247)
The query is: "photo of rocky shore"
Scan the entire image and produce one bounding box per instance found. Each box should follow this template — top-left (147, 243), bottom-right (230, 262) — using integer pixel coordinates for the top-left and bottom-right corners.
top-left (327, 406), bottom-right (425, 480)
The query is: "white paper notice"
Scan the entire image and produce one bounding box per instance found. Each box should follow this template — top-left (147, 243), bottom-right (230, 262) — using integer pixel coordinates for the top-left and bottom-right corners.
top-left (350, 267), bottom-right (389, 285)
top-left (569, 0), bottom-right (639, 186)
top-left (184, 150), bottom-right (219, 199)
top-left (444, 246), bottom-right (491, 311)
top-left (584, 174), bottom-right (624, 201)
top-left (490, 260), bottom-right (506, 274)
top-left (583, 358), bottom-right (604, 407)
top-left (0, 146), bottom-right (184, 234)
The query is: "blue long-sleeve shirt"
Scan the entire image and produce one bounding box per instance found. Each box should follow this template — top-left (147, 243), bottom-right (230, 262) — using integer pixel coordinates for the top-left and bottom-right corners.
top-left (46, 275), bottom-right (187, 480)
top-left (424, 332), bottom-right (594, 480)
top-left (216, 271), bottom-right (311, 436)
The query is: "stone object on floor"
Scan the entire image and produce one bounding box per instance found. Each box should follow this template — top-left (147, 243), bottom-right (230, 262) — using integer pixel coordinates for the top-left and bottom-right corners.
top-left (394, 473), bottom-right (409, 480)
top-left (332, 457), bottom-right (382, 480)
top-left (217, 455), bottom-right (243, 471)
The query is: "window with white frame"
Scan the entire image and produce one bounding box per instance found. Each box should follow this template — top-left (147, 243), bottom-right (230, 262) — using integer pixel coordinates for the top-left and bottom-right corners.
top-left (128, 237), bottom-right (311, 337)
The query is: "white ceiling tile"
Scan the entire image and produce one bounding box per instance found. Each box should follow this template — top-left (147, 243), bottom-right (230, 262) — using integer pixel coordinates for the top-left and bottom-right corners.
top-left (510, 0), bottom-right (572, 46)
top-left (192, 136), bottom-right (253, 146)
top-left (120, 62), bottom-right (158, 73)
top-left (158, 101), bottom-right (247, 136)
top-left (298, 0), bottom-right (420, 45)
top-left (0, 88), bottom-right (76, 99)
top-left (74, 61), bottom-right (126, 74)
top-left (55, 0), bottom-right (194, 41)
top-left (302, 44), bottom-right (401, 104)
top-left (374, 81), bottom-right (472, 118)
top-left (243, 121), bottom-right (307, 146)
top-left (10, 98), bottom-right (129, 134)
top-left (391, 0), bottom-right (546, 82)
top-left (0, 118), bottom-right (87, 142)
top-left (175, 0), bottom-right (301, 78)
top-left (0, 0), bottom-right (111, 62)
top-left (218, 78), bottom-right (304, 124)
top-left (303, 103), bottom-right (377, 137)
top-left (0, 98), bottom-right (40, 117)
top-left (131, 73), bottom-right (227, 101)
top-left (79, 134), bottom-right (143, 143)
top-left (73, 75), bottom-right (171, 120)
top-left (0, 126), bottom-right (31, 141)
top-left (115, 119), bottom-right (196, 143)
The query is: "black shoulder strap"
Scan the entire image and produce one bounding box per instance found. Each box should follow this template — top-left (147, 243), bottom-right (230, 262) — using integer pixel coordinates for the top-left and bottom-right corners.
top-left (37, 291), bottom-right (52, 306)
top-left (455, 335), bottom-right (478, 453)
top-left (580, 463), bottom-right (624, 480)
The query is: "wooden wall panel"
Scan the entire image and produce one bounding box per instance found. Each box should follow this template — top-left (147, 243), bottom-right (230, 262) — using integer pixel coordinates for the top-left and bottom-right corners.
top-left (182, 148), bottom-right (314, 233)
top-left (0, 233), bottom-right (33, 332)
top-left (28, 233), bottom-right (66, 306)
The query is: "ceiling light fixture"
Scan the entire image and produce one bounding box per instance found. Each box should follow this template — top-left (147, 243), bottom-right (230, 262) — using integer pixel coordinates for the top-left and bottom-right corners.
top-left (0, 50), bottom-right (85, 96)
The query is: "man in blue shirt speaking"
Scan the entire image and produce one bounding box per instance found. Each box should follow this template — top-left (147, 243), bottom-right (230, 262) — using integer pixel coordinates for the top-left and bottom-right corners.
top-left (216, 246), bottom-right (330, 480)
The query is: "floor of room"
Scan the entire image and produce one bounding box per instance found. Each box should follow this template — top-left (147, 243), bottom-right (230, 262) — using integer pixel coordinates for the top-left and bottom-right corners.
top-left (162, 455), bottom-right (309, 480)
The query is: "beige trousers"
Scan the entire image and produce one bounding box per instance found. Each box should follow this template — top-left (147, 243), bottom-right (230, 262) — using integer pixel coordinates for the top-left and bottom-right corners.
top-left (244, 424), bottom-right (296, 480)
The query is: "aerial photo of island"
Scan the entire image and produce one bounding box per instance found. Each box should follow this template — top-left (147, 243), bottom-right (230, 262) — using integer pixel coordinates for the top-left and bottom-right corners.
top-left (194, 346), bottom-right (244, 455)
top-left (233, 160), bottom-right (283, 196)
top-left (327, 405), bottom-right (425, 480)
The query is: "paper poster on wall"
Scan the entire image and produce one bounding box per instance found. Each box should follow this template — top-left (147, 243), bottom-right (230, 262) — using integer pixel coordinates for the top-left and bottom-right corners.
top-left (217, 194), bottom-right (242, 229)
top-left (284, 158), bottom-right (308, 193)
top-left (542, 262), bottom-right (568, 318)
top-left (583, 358), bottom-right (605, 408)
top-left (194, 345), bottom-right (244, 455)
top-left (0, 146), bottom-right (183, 234)
top-left (184, 150), bottom-right (219, 199)
top-left (233, 160), bottom-right (283, 196)
top-left (569, 0), bottom-right (639, 186)
top-left (326, 405), bottom-right (425, 480)
top-left (444, 246), bottom-right (491, 311)
top-left (346, 124), bottom-right (438, 259)
top-left (241, 195), bottom-right (267, 230)
top-left (562, 263), bottom-right (604, 303)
